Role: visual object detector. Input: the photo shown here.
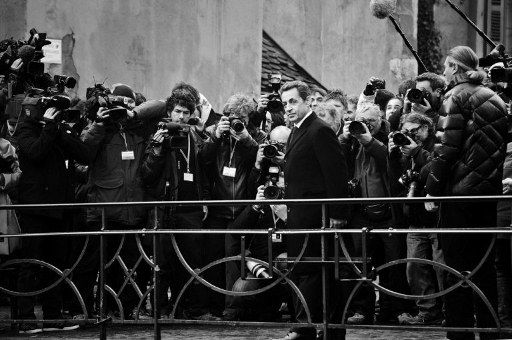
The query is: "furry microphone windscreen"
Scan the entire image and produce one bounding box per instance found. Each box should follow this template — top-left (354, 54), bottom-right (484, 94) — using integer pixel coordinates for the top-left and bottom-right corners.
top-left (17, 45), bottom-right (35, 62)
top-left (370, 0), bottom-right (397, 19)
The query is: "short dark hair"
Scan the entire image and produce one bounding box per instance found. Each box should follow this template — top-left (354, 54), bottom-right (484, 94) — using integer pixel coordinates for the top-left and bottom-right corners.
top-left (171, 82), bottom-right (200, 105)
top-left (325, 89), bottom-right (348, 108)
top-left (280, 81), bottom-right (311, 101)
top-left (415, 72), bottom-right (445, 91)
top-left (166, 89), bottom-right (196, 114)
top-left (398, 79), bottom-right (416, 97)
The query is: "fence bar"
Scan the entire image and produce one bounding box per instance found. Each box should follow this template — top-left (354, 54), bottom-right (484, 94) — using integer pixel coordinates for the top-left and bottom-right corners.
top-left (267, 228), bottom-right (273, 279)
top-left (99, 208), bottom-right (107, 340)
top-left (152, 207), bottom-right (161, 340)
top-left (241, 236), bottom-right (246, 280)
top-left (321, 204), bottom-right (328, 340)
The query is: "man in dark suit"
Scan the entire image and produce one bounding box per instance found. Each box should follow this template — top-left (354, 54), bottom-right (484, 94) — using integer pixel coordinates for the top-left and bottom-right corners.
top-left (275, 81), bottom-right (349, 340)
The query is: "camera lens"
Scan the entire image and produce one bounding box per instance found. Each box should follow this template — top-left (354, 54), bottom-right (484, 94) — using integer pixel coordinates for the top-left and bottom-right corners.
top-left (407, 89), bottom-right (424, 104)
top-left (392, 132), bottom-right (411, 146)
top-left (263, 144), bottom-right (278, 158)
top-left (348, 121), bottom-right (366, 135)
top-left (231, 119), bottom-right (245, 133)
top-left (263, 185), bottom-right (282, 199)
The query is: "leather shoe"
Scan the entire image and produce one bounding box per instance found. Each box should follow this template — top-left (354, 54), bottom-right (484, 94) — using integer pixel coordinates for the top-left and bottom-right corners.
top-left (272, 331), bottom-right (316, 340)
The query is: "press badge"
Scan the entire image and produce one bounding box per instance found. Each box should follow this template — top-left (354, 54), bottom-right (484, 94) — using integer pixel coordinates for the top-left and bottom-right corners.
top-left (272, 233), bottom-right (282, 243)
top-left (121, 151), bottom-right (135, 160)
top-left (222, 166), bottom-right (236, 178)
top-left (184, 173), bottom-right (194, 182)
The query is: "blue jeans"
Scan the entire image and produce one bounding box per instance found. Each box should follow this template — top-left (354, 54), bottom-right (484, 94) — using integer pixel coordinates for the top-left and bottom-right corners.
top-left (406, 230), bottom-right (444, 316)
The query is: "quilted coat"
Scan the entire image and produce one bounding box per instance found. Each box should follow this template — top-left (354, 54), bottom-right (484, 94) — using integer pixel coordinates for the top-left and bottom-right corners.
top-left (425, 72), bottom-right (508, 196)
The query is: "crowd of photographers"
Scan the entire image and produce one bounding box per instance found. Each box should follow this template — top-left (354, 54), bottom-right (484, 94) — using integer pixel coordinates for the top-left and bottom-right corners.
top-left (1, 29), bottom-right (512, 340)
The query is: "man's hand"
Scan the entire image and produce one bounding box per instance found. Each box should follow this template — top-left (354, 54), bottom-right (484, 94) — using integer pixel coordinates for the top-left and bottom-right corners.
top-left (202, 206), bottom-right (208, 221)
top-left (152, 128), bottom-right (168, 155)
top-left (411, 98), bottom-right (432, 114)
top-left (257, 94), bottom-right (269, 114)
top-left (424, 193), bottom-right (439, 212)
top-left (215, 116), bottom-right (230, 139)
top-left (353, 123), bottom-right (372, 145)
top-left (255, 144), bottom-right (266, 169)
top-left (388, 132), bottom-right (397, 154)
top-left (96, 107), bottom-right (109, 123)
top-left (273, 150), bottom-right (285, 165)
top-left (399, 135), bottom-right (418, 157)
top-left (329, 218), bottom-right (347, 228)
top-left (503, 178), bottom-right (512, 194)
top-left (252, 185), bottom-right (266, 211)
top-left (231, 125), bottom-right (250, 142)
top-left (43, 107), bottom-right (61, 121)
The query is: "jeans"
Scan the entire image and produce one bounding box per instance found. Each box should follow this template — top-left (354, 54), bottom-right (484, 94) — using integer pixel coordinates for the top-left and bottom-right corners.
top-left (406, 230), bottom-right (444, 316)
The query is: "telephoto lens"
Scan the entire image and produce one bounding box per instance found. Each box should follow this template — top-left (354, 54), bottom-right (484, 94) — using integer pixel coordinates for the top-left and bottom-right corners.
top-left (263, 144), bottom-right (279, 158)
top-left (263, 185), bottom-right (283, 199)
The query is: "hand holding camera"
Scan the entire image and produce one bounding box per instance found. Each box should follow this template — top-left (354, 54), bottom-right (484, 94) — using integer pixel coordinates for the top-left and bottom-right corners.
top-left (42, 107), bottom-right (61, 122)
top-left (151, 128), bottom-right (169, 155)
top-left (407, 89), bottom-right (432, 114)
top-left (257, 94), bottom-right (269, 114)
top-left (363, 77), bottom-right (386, 96)
top-left (348, 120), bottom-right (372, 144)
top-left (215, 116), bottom-right (231, 139)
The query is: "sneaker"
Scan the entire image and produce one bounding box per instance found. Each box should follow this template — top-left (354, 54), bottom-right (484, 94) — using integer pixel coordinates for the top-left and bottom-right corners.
top-left (398, 312), bottom-right (443, 325)
top-left (346, 312), bottom-right (368, 325)
top-left (18, 322), bottom-right (42, 334)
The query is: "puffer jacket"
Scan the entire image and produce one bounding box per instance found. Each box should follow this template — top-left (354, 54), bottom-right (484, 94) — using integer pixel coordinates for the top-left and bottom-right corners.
top-left (426, 72), bottom-right (508, 196)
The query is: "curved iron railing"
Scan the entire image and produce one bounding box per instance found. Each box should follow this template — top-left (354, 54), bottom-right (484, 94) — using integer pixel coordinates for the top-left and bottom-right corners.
top-left (0, 197), bottom-right (511, 340)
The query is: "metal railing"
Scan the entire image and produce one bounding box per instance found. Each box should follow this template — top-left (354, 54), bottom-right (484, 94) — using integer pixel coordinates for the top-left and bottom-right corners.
top-left (0, 196), bottom-right (511, 339)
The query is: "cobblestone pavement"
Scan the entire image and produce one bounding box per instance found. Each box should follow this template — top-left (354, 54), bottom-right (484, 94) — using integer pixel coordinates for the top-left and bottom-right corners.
top-left (0, 324), bottom-right (449, 339)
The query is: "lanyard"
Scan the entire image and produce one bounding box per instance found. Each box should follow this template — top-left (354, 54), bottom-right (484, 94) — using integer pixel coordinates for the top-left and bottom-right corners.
top-left (120, 130), bottom-right (129, 151)
top-left (178, 132), bottom-right (192, 173)
top-left (228, 139), bottom-right (238, 167)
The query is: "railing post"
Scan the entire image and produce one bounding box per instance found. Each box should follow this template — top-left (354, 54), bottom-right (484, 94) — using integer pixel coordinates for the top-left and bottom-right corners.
top-left (152, 207), bottom-right (161, 340)
top-left (321, 204), bottom-right (328, 340)
top-left (362, 227), bottom-right (368, 280)
top-left (267, 228), bottom-right (273, 279)
top-left (99, 208), bottom-right (107, 340)
top-left (241, 236), bottom-right (246, 279)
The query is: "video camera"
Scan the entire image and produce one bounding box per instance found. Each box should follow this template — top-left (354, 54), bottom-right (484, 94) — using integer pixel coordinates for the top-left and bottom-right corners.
top-left (266, 73), bottom-right (284, 114)
top-left (150, 117), bottom-right (199, 147)
top-left (85, 84), bottom-right (135, 123)
top-left (480, 44), bottom-right (512, 84)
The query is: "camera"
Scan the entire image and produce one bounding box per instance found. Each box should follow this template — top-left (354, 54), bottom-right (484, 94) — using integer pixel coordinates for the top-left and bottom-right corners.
top-left (263, 141), bottom-right (284, 159)
top-left (267, 73), bottom-right (284, 114)
top-left (490, 66), bottom-right (512, 83)
top-left (221, 116), bottom-right (245, 139)
top-left (40, 94), bottom-right (72, 111)
top-left (53, 75), bottom-right (77, 92)
top-left (399, 169), bottom-right (420, 198)
top-left (407, 88), bottom-right (431, 105)
top-left (348, 120), bottom-right (367, 135)
top-left (392, 131), bottom-right (411, 146)
top-left (347, 178), bottom-right (360, 198)
top-left (364, 78), bottom-right (386, 95)
top-left (263, 165), bottom-right (284, 199)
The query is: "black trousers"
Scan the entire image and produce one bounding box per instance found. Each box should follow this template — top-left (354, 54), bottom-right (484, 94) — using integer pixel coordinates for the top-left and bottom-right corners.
top-left (17, 214), bottom-right (67, 318)
top-left (439, 202), bottom-right (498, 340)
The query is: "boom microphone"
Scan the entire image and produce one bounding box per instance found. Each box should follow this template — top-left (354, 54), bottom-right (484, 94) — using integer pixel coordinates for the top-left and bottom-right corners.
top-left (370, 0), bottom-right (397, 19)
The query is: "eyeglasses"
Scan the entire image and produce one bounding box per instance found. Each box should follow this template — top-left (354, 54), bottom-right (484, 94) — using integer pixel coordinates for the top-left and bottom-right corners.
top-left (402, 126), bottom-right (421, 135)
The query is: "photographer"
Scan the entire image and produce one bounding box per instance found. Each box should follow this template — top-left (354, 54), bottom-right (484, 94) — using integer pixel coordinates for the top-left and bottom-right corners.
top-left (223, 125), bottom-right (290, 321)
top-left (340, 104), bottom-right (410, 325)
top-left (387, 113), bottom-right (444, 326)
top-left (76, 83), bottom-right (150, 320)
top-left (199, 93), bottom-right (264, 320)
top-left (407, 72), bottom-right (445, 127)
top-left (140, 88), bottom-right (210, 318)
top-left (15, 96), bottom-right (91, 332)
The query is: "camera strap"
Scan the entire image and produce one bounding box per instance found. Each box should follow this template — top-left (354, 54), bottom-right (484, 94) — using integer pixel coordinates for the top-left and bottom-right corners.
top-left (178, 133), bottom-right (193, 181)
